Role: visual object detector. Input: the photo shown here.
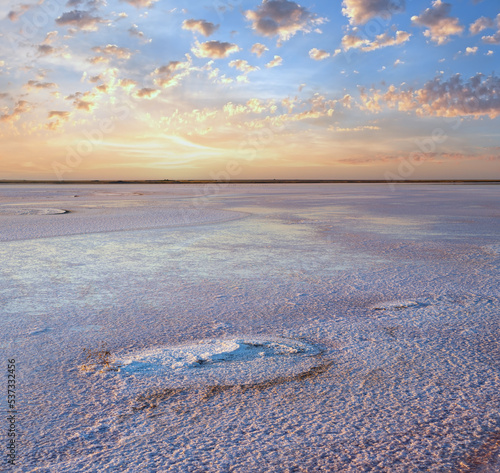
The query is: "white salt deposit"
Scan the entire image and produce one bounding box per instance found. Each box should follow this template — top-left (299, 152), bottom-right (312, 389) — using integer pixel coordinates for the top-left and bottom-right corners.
top-left (112, 337), bottom-right (322, 389)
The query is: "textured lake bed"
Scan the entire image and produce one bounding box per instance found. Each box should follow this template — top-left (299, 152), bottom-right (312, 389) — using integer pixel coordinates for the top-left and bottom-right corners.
top-left (1, 184), bottom-right (499, 472)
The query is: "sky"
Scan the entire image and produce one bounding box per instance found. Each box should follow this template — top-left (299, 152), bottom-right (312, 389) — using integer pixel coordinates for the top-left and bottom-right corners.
top-left (0, 0), bottom-right (499, 180)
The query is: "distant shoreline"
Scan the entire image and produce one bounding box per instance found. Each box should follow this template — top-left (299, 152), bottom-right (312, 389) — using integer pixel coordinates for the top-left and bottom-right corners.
top-left (0, 180), bottom-right (499, 185)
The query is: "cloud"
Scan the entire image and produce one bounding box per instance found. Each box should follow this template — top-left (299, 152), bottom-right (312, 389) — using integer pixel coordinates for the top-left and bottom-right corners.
top-left (153, 57), bottom-right (192, 88)
top-left (38, 45), bottom-right (57, 56)
top-left (56, 10), bottom-right (108, 32)
top-left (48, 111), bottom-right (71, 119)
top-left (359, 73), bottom-right (500, 119)
top-left (469, 16), bottom-right (495, 35)
top-left (228, 60), bottom-right (258, 74)
top-left (265, 55), bottom-right (283, 68)
top-left (191, 41), bottom-right (240, 59)
top-left (309, 48), bottom-right (330, 60)
top-left (92, 44), bottom-right (132, 60)
top-left (128, 25), bottom-right (151, 43)
top-left (120, 0), bottom-right (159, 8)
top-left (65, 92), bottom-right (96, 112)
top-left (46, 111), bottom-right (71, 130)
top-left (244, 0), bottom-right (325, 42)
top-left (134, 88), bottom-right (160, 99)
top-left (88, 56), bottom-right (109, 64)
top-left (342, 30), bottom-right (410, 51)
top-left (36, 31), bottom-right (61, 56)
top-left (342, 0), bottom-right (405, 25)
top-left (0, 101), bottom-right (31, 123)
top-left (480, 16), bottom-right (500, 44)
top-left (73, 99), bottom-right (95, 111)
top-left (119, 79), bottom-right (138, 92)
top-left (411, 0), bottom-right (463, 45)
top-left (182, 19), bottom-right (219, 37)
top-left (251, 43), bottom-right (269, 57)
top-left (465, 46), bottom-right (478, 55)
top-left (482, 32), bottom-right (500, 44)
top-left (42, 31), bottom-right (58, 44)
top-left (24, 81), bottom-right (58, 90)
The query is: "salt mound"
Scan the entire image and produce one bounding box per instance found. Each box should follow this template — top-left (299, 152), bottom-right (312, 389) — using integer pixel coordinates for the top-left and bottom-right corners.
top-left (372, 300), bottom-right (430, 311)
top-left (114, 337), bottom-right (323, 389)
top-left (0, 208), bottom-right (67, 216)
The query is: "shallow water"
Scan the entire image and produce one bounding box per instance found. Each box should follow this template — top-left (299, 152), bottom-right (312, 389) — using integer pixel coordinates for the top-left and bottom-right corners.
top-left (1, 184), bottom-right (499, 472)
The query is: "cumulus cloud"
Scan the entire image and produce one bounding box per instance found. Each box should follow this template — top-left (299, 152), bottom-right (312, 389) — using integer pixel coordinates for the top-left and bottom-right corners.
top-left (56, 10), bottom-right (108, 32)
top-left (229, 60), bottom-right (258, 73)
top-left (191, 40), bottom-right (240, 59)
top-left (92, 44), bottom-right (132, 60)
top-left (128, 25), bottom-right (151, 43)
top-left (46, 111), bottom-right (71, 131)
top-left (0, 101), bottom-right (31, 123)
top-left (24, 81), bottom-right (58, 90)
top-left (342, 30), bottom-right (410, 51)
top-left (265, 55), bottom-right (283, 68)
top-left (411, 0), bottom-right (463, 45)
top-left (359, 73), bottom-right (500, 119)
top-left (134, 88), bottom-right (160, 99)
top-left (342, 0), bottom-right (405, 25)
top-left (245, 0), bottom-right (326, 43)
top-left (153, 57), bottom-right (192, 88)
top-left (87, 56), bottom-right (109, 64)
top-left (65, 92), bottom-right (96, 112)
top-left (480, 16), bottom-right (500, 44)
top-left (182, 19), bottom-right (219, 37)
top-left (36, 31), bottom-right (60, 56)
top-left (48, 111), bottom-right (71, 119)
top-left (119, 79), bottom-right (138, 92)
top-left (482, 32), bottom-right (500, 44)
top-left (120, 0), bottom-right (159, 8)
top-left (465, 46), bottom-right (478, 55)
top-left (309, 48), bottom-right (330, 60)
top-left (251, 43), bottom-right (269, 57)
top-left (469, 16), bottom-right (495, 35)
top-left (38, 45), bottom-right (57, 56)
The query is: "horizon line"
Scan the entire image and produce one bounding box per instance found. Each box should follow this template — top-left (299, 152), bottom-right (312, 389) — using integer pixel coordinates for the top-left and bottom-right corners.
top-left (0, 179), bottom-right (500, 185)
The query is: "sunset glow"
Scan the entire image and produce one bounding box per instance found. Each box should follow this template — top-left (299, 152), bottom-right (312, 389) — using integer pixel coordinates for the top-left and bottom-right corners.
top-left (1, 0), bottom-right (499, 180)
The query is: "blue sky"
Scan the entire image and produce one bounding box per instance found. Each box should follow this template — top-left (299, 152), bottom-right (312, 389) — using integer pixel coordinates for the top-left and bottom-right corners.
top-left (0, 0), bottom-right (499, 180)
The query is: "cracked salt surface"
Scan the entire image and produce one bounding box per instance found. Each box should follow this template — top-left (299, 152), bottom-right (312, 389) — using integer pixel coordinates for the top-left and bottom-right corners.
top-left (1, 184), bottom-right (499, 472)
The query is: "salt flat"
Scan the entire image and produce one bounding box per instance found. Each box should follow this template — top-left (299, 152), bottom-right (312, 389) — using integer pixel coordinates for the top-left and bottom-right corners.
top-left (1, 184), bottom-right (499, 472)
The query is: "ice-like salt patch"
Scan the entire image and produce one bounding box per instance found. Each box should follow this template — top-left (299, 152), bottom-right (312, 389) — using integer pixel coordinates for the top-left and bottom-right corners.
top-left (0, 207), bottom-right (67, 216)
top-left (113, 337), bottom-right (324, 390)
top-left (372, 300), bottom-right (431, 311)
